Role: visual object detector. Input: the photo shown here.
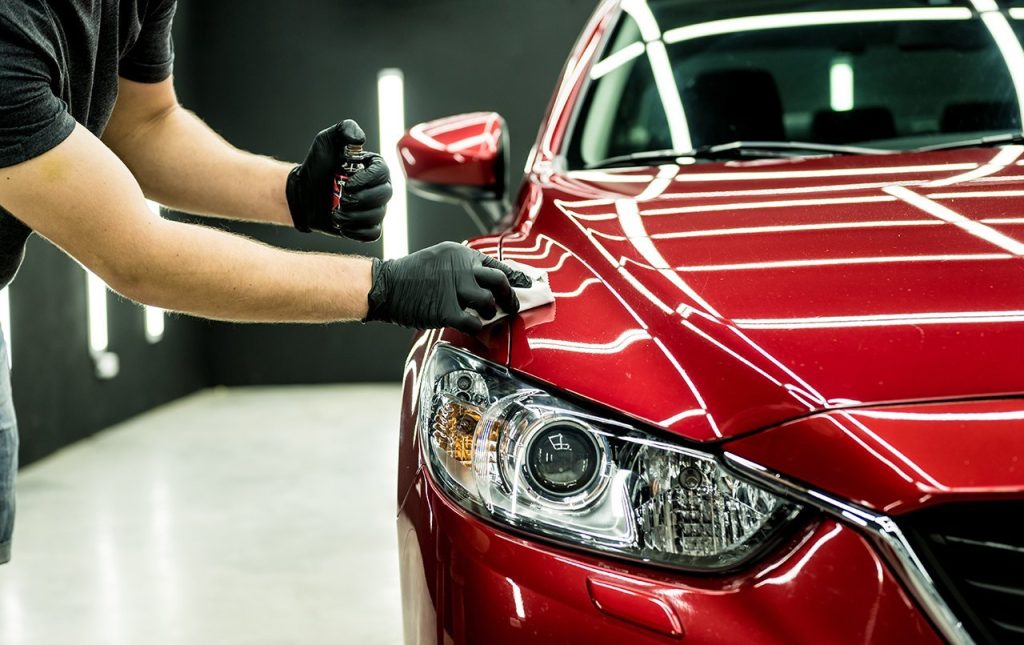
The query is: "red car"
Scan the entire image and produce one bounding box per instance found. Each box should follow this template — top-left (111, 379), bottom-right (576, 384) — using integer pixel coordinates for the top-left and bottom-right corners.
top-left (395, 1), bottom-right (1024, 643)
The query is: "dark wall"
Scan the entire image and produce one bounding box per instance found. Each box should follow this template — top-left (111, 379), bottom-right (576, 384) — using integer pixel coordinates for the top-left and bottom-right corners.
top-left (11, 0), bottom-right (598, 465)
top-left (177, 0), bottom-right (598, 385)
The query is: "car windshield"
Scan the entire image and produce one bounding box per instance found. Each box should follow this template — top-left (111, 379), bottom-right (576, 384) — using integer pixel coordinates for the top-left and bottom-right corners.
top-left (568, 0), bottom-right (1024, 168)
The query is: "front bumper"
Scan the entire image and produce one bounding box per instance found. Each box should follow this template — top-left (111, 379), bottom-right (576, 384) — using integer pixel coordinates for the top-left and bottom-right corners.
top-left (398, 468), bottom-right (941, 645)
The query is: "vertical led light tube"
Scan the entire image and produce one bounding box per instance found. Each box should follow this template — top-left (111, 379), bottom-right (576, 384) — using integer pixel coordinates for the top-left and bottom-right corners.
top-left (87, 271), bottom-right (119, 379)
top-left (144, 200), bottom-right (165, 343)
top-left (145, 306), bottom-right (165, 344)
top-left (830, 59), bottom-right (854, 112)
top-left (87, 271), bottom-right (109, 355)
top-left (378, 68), bottom-right (408, 260)
top-left (0, 288), bottom-right (10, 368)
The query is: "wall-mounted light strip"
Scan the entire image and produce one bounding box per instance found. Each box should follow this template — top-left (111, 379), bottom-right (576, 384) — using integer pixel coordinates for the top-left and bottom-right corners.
top-left (0, 288), bottom-right (10, 368)
top-left (144, 200), bottom-right (165, 343)
top-left (830, 59), bottom-right (854, 112)
top-left (87, 271), bottom-right (119, 379)
top-left (378, 68), bottom-right (408, 260)
top-left (87, 272), bottom-right (109, 354)
top-left (145, 306), bottom-right (165, 344)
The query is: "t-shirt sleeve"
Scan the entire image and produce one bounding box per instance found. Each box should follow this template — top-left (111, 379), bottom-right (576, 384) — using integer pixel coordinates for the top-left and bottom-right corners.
top-left (0, 15), bottom-right (76, 168)
top-left (120, 0), bottom-right (177, 83)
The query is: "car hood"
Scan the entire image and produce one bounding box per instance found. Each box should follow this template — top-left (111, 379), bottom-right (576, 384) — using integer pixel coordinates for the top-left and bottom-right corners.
top-left (490, 147), bottom-right (1024, 441)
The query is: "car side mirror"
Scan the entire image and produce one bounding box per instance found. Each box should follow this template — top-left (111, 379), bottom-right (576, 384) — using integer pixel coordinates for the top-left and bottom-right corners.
top-left (398, 112), bottom-right (511, 232)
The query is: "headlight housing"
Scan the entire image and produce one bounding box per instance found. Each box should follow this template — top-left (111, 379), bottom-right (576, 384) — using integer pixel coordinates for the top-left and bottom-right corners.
top-left (418, 344), bottom-right (802, 571)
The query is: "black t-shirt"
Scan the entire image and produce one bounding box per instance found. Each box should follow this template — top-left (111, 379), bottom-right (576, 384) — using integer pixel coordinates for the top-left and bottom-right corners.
top-left (0, 0), bottom-right (176, 288)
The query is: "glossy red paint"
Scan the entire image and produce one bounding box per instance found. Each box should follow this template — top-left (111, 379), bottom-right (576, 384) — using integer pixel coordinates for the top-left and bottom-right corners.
top-left (587, 577), bottom-right (685, 638)
top-left (397, 470), bottom-right (940, 645)
top-left (400, 156), bottom-right (1024, 637)
top-left (397, 1), bottom-right (1024, 642)
top-left (727, 398), bottom-right (1024, 516)
top-left (398, 112), bottom-right (506, 189)
top-left (494, 147), bottom-right (1024, 441)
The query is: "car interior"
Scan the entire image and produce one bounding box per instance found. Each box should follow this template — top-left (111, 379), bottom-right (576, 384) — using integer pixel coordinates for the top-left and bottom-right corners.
top-left (572, 9), bottom-right (1024, 165)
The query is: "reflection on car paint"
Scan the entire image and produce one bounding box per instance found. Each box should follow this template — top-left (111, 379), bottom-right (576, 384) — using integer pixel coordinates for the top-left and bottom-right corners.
top-left (488, 147), bottom-right (1024, 441)
top-left (526, 328), bottom-right (651, 354)
top-left (396, 1), bottom-right (1024, 641)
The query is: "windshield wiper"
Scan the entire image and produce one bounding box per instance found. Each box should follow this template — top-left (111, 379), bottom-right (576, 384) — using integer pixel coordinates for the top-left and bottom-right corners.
top-left (587, 140), bottom-right (892, 169)
top-left (914, 132), bottom-right (1024, 153)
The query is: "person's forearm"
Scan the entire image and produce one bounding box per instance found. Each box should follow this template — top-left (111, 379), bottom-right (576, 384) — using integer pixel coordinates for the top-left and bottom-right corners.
top-left (2, 123), bottom-right (371, 324)
top-left (2, 122), bottom-right (519, 331)
top-left (120, 218), bottom-right (371, 322)
top-left (105, 103), bottom-right (295, 226)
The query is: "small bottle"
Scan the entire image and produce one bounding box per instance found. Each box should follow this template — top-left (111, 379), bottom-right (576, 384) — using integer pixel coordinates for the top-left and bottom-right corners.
top-left (331, 143), bottom-right (370, 217)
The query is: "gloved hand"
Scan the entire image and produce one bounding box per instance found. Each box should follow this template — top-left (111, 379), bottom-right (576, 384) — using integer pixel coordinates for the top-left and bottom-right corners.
top-left (364, 242), bottom-right (533, 334)
top-left (286, 119), bottom-right (393, 241)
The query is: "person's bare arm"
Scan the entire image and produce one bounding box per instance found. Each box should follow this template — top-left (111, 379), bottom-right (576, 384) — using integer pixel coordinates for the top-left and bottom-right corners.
top-left (101, 76), bottom-right (294, 226)
top-left (0, 123), bottom-right (371, 322)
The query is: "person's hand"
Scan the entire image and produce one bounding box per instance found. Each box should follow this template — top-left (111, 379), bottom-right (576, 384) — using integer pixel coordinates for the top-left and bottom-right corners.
top-left (364, 242), bottom-right (532, 334)
top-left (285, 119), bottom-right (392, 241)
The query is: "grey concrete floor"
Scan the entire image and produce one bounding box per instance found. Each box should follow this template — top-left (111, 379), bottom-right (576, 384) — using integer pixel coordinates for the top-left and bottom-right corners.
top-left (0, 385), bottom-right (404, 645)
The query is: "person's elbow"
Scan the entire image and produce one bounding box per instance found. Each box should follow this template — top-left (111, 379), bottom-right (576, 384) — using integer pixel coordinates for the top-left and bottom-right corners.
top-left (104, 264), bottom-right (149, 306)
top-left (97, 254), bottom-right (154, 307)
top-left (94, 221), bottom-right (173, 308)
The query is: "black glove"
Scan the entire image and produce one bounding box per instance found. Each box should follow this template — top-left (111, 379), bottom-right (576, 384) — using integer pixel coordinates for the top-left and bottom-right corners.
top-left (364, 242), bottom-right (533, 334)
top-left (286, 119), bottom-right (393, 241)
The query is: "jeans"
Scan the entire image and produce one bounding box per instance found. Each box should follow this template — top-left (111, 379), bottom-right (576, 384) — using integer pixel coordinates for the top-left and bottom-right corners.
top-left (0, 334), bottom-right (16, 564)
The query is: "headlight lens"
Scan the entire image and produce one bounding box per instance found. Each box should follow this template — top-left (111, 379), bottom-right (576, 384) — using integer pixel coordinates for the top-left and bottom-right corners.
top-left (419, 344), bottom-right (802, 571)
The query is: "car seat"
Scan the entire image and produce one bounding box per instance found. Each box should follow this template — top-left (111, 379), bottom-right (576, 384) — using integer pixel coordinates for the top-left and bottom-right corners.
top-left (811, 107), bottom-right (897, 144)
top-left (681, 68), bottom-right (786, 147)
top-left (940, 101), bottom-right (1020, 133)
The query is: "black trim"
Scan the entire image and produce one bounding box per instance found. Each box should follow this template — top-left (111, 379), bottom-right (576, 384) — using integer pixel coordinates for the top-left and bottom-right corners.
top-left (899, 501), bottom-right (1024, 644)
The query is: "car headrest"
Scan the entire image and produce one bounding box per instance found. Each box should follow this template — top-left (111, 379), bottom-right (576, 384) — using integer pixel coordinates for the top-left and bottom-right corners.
top-left (812, 107), bottom-right (896, 145)
top-left (940, 101), bottom-right (1020, 133)
top-left (682, 68), bottom-right (786, 146)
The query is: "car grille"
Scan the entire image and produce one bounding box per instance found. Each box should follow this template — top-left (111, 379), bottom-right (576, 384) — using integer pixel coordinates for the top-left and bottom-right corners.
top-left (901, 502), bottom-right (1024, 644)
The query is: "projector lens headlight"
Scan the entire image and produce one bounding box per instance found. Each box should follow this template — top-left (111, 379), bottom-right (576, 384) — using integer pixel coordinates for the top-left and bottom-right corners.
top-left (418, 344), bottom-right (802, 571)
top-left (525, 420), bottom-right (603, 498)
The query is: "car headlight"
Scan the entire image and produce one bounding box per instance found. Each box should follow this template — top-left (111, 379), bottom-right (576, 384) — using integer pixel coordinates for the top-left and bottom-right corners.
top-left (418, 344), bottom-right (803, 571)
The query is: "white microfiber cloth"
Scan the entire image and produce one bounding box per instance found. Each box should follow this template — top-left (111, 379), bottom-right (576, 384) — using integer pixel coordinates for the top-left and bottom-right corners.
top-left (478, 260), bottom-right (554, 325)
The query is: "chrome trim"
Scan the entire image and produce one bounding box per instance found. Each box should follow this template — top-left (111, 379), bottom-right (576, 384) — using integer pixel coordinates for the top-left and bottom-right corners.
top-left (723, 452), bottom-right (973, 645)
